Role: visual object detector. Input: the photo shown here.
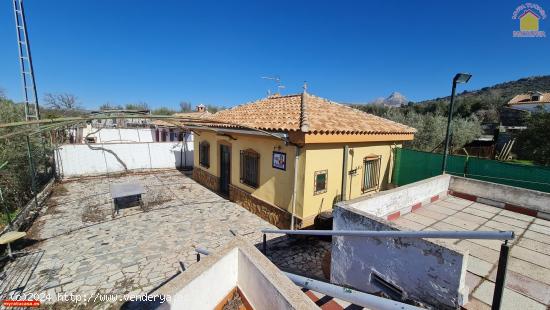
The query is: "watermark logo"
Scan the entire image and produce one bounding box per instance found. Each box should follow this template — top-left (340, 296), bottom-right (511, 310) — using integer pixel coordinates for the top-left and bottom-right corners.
top-left (513, 3), bottom-right (546, 37)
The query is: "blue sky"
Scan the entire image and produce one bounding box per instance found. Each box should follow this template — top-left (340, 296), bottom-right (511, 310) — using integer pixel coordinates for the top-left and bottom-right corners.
top-left (0, 1), bottom-right (549, 110)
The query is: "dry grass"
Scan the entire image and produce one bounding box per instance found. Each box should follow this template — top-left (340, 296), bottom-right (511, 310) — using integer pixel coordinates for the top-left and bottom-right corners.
top-left (82, 204), bottom-right (107, 223)
top-left (143, 191), bottom-right (172, 210)
top-left (51, 183), bottom-right (69, 196)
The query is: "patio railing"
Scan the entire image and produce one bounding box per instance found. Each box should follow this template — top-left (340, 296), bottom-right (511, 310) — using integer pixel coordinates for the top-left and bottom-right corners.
top-left (261, 229), bottom-right (514, 310)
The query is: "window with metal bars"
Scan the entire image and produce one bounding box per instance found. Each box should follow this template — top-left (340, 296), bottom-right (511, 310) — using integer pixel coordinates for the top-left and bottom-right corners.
top-left (363, 156), bottom-right (381, 192)
top-left (314, 170), bottom-right (328, 195)
top-left (199, 141), bottom-right (210, 168)
top-left (240, 149), bottom-right (259, 188)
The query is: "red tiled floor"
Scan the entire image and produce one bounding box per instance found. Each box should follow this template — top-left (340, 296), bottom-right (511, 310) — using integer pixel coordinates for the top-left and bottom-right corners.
top-left (321, 300), bottom-right (344, 310)
top-left (302, 288), bottom-right (365, 309)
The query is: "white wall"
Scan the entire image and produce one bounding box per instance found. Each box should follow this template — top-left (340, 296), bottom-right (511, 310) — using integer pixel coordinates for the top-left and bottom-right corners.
top-left (237, 248), bottom-right (299, 310)
top-left (345, 174), bottom-right (451, 218)
top-left (157, 239), bottom-right (317, 310)
top-left (331, 205), bottom-right (468, 309)
top-left (55, 142), bottom-right (193, 178)
top-left (82, 127), bottom-right (155, 143)
top-left (449, 176), bottom-right (550, 215)
top-left (170, 249), bottom-right (239, 309)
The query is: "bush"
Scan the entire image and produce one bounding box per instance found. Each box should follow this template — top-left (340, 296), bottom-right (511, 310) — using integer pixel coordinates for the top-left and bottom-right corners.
top-left (515, 111), bottom-right (550, 166)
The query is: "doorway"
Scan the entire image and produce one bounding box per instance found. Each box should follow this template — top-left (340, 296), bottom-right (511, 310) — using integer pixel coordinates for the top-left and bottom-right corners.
top-left (219, 144), bottom-right (231, 196)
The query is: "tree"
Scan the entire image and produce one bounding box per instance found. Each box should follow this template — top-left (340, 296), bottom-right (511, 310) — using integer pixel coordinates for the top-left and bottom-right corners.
top-left (99, 103), bottom-right (123, 110)
top-left (205, 104), bottom-right (225, 113)
top-left (179, 101), bottom-right (192, 112)
top-left (515, 111), bottom-right (550, 165)
top-left (382, 109), bottom-right (482, 152)
top-left (0, 96), bottom-right (52, 229)
top-left (152, 107), bottom-right (176, 115)
top-left (0, 97), bottom-right (24, 123)
top-left (44, 93), bottom-right (81, 110)
top-left (125, 102), bottom-right (149, 111)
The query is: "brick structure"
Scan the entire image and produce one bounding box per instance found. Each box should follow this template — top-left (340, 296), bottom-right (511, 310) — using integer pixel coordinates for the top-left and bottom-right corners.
top-left (193, 168), bottom-right (297, 228)
top-left (229, 184), bottom-right (297, 229)
top-left (192, 168), bottom-right (219, 193)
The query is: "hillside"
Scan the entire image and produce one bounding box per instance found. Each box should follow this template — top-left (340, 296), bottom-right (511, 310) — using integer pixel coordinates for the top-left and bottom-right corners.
top-left (419, 75), bottom-right (550, 105)
top-left (413, 75), bottom-right (550, 122)
top-left (349, 76), bottom-right (550, 152)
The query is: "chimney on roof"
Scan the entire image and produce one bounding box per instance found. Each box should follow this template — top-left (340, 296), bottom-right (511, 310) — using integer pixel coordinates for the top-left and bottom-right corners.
top-left (196, 104), bottom-right (206, 112)
top-left (300, 91), bottom-right (310, 132)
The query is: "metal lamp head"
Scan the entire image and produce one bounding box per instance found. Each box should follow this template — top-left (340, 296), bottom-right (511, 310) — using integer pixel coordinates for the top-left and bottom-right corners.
top-left (454, 73), bottom-right (472, 84)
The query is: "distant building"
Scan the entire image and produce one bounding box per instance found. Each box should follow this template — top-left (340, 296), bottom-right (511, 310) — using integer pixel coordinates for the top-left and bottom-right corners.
top-left (190, 92), bottom-right (415, 228)
top-left (89, 109), bottom-right (151, 128)
top-left (68, 109), bottom-right (152, 144)
top-left (501, 91), bottom-right (549, 127)
top-left (151, 105), bottom-right (211, 142)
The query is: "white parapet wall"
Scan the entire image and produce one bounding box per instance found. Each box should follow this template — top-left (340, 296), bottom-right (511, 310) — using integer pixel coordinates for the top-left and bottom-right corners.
top-left (331, 205), bottom-right (469, 309)
top-left (55, 142), bottom-right (193, 178)
top-left (345, 174), bottom-right (451, 220)
top-left (449, 176), bottom-right (550, 218)
top-left (82, 127), bottom-right (156, 143)
top-left (155, 238), bottom-right (317, 309)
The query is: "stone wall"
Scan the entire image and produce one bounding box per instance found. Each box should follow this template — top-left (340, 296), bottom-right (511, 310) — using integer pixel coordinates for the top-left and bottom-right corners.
top-left (229, 184), bottom-right (295, 229)
top-left (192, 168), bottom-right (219, 193)
top-left (193, 167), bottom-right (299, 229)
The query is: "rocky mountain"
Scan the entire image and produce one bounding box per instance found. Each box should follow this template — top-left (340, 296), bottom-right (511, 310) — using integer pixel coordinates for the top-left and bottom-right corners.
top-left (369, 92), bottom-right (409, 107)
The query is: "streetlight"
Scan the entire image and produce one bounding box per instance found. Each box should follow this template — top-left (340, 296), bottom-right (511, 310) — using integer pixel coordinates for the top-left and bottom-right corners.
top-left (441, 73), bottom-right (472, 174)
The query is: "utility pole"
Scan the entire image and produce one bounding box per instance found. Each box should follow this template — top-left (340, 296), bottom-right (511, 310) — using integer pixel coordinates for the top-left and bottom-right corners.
top-left (13, 0), bottom-right (41, 121)
top-left (442, 73), bottom-right (472, 174)
top-left (13, 0), bottom-right (41, 210)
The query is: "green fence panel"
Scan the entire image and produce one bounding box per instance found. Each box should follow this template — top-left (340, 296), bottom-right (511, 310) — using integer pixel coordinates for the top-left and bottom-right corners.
top-left (466, 157), bottom-right (550, 193)
top-left (392, 148), bottom-right (443, 186)
top-left (393, 148), bottom-right (550, 193)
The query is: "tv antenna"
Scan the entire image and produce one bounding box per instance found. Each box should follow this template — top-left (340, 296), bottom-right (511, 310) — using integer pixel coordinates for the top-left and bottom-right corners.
top-left (261, 76), bottom-right (285, 96)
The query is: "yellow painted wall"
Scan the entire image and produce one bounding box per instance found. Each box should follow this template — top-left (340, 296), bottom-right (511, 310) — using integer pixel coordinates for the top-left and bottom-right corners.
top-left (194, 129), bottom-right (401, 222)
top-left (193, 130), bottom-right (298, 212)
top-left (301, 142), bottom-right (401, 219)
top-left (194, 130), bottom-right (219, 176)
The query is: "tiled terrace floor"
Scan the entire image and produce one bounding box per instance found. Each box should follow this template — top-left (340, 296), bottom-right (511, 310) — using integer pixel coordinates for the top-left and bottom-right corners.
top-left (395, 196), bottom-right (550, 310)
top-left (0, 170), bottom-right (276, 308)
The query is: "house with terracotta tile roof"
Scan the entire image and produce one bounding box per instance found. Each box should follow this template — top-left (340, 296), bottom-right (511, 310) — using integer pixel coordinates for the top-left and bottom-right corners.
top-left (152, 104), bottom-right (212, 142)
top-left (188, 91), bottom-right (415, 228)
top-left (501, 91), bottom-right (550, 127)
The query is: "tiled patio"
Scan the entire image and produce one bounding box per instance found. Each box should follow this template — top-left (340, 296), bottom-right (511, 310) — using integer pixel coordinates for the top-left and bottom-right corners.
top-left (0, 170), bottom-right (276, 308)
top-left (394, 196), bottom-right (550, 310)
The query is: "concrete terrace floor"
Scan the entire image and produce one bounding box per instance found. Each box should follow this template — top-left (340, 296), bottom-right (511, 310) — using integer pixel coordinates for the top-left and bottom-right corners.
top-left (0, 170), bottom-right (276, 308)
top-left (394, 196), bottom-right (550, 310)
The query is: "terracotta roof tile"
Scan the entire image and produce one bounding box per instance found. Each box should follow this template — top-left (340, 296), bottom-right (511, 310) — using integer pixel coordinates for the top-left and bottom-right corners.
top-left (208, 93), bottom-right (415, 135)
top-left (173, 111), bottom-right (212, 119)
top-left (508, 92), bottom-right (550, 105)
top-left (152, 111), bottom-right (213, 127)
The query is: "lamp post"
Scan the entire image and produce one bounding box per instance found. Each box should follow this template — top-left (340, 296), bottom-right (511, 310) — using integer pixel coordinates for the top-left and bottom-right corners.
top-left (442, 73), bottom-right (472, 174)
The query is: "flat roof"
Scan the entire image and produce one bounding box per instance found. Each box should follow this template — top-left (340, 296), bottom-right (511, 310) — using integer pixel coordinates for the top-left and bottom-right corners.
top-left (395, 196), bottom-right (550, 309)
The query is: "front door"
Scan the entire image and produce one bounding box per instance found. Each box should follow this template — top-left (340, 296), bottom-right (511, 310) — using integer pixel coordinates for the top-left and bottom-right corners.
top-left (219, 144), bottom-right (231, 196)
